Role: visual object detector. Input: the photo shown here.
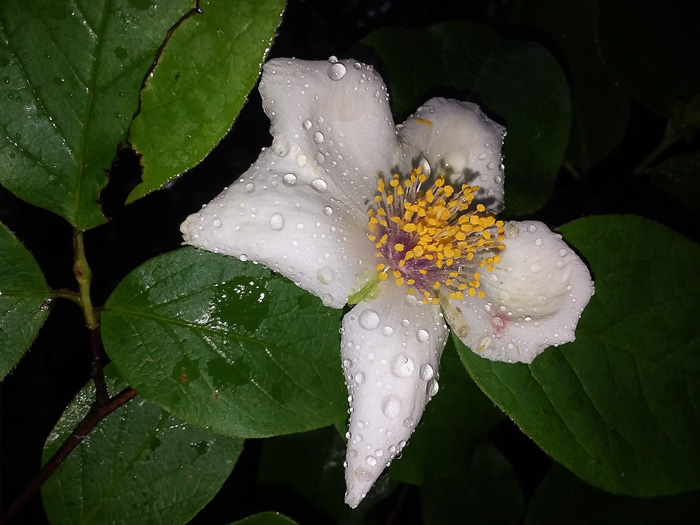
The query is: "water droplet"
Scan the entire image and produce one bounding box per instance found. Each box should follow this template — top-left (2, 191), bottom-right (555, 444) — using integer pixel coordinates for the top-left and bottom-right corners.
top-left (302, 119), bottom-right (312, 130)
top-left (358, 309), bottom-right (380, 330)
top-left (416, 329), bottom-right (430, 343)
top-left (268, 213), bottom-right (285, 231)
top-left (427, 379), bottom-right (439, 397)
top-left (328, 62), bottom-right (347, 80)
top-left (271, 138), bottom-right (290, 157)
top-left (487, 161), bottom-right (496, 170)
top-left (530, 263), bottom-right (541, 273)
top-left (559, 249), bottom-right (568, 257)
top-left (283, 173), bottom-right (297, 186)
top-left (381, 395), bottom-right (401, 418)
top-left (311, 178), bottom-right (327, 193)
top-left (527, 224), bottom-right (537, 233)
top-left (401, 319), bottom-right (410, 327)
top-left (535, 238), bottom-right (543, 246)
top-left (245, 182), bottom-right (255, 193)
top-left (322, 294), bottom-right (334, 306)
top-left (239, 254), bottom-right (249, 262)
top-left (355, 372), bottom-right (365, 384)
top-left (382, 326), bottom-right (393, 336)
top-left (391, 354), bottom-right (415, 378)
top-left (296, 153), bottom-right (307, 167)
top-left (313, 131), bottom-right (325, 144)
top-left (366, 455), bottom-right (377, 466)
top-left (354, 467), bottom-right (372, 482)
top-left (323, 206), bottom-right (333, 216)
top-left (343, 358), bottom-right (352, 368)
top-left (556, 260), bottom-right (565, 269)
top-left (420, 363), bottom-right (434, 381)
top-left (212, 219), bottom-right (222, 228)
top-left (316, 266), bottom-right (334, 284)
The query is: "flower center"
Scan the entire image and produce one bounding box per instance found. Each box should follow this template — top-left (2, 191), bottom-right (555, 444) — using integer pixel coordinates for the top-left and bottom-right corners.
top-left (367, 167), bottom-right (505, 305)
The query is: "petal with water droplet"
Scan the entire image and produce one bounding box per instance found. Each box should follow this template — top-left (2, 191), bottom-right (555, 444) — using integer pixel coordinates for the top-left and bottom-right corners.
top-left (260, 58), bottom-right (397, 209)
top-left (442, 221), bottom-right (594, 363)
top-left (396, 98), bottom-right (506, 212)
top-left (180, 148), bottom-right (373, 308)
top-left (341, 281), bottom-right (448, 508)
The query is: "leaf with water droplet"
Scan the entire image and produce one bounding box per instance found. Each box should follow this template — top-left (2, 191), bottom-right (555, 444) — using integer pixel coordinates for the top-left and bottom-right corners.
top-left (457, 215), bottom-right (700, 497)
top-left (0, 0), bottom-right (193, 229)
top-left (0, 221), bottom-right (51, 380)
top-left (127, 0), bottom-right (286, 202)
top-left (101, 247), bottom-right (346, 437)
top-left (41, 364), bottom-right (243, 524)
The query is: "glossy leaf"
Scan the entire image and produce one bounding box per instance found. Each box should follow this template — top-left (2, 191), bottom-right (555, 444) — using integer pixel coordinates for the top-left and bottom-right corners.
top-left (233, 513), bottom-right (298, 525)
top-left (0, 221), bottom-right (51, 380)
top-left (388, 341), bottom-right (504, 485)
top-left (421, 442), bottom-right (524, 525)
top-left (41, 364), bottom-right (243, 525)
top-left (595, 0), bottom-right (700, 116)
top-left (510, 0), bottom-right (630, 171)
top-left (101, 247), bottom-right (346, 438)
top-left (127, 0), bottom-right (286, 202)
top-left (259, 427), bottom-right (395, 521)
top-left (458, 215), bottom-right (700, 497)
top-left (527, 466), bottom-right (700, 525)
top-left (364, 21), bottom-right (571, 216)
top-left (0, 0), bottom-right (191, 230)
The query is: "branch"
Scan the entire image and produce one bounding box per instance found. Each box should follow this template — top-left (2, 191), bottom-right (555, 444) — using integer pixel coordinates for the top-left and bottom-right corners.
top-left (1, 387), bottom-right (138, 523)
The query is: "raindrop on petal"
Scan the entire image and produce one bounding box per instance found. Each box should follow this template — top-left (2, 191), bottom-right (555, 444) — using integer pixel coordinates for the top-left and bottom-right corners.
top-left (316, 266), bottom-right (334, 284)
top-left (323, 206), bottom-right (333, 216)
top-left (245, 182), bottom-right (255, 193)
top-left (381, 395), bottom-right (401, 418)
top-left (328, 62), bottom-right (347, 80)
top-left (427, 379), bottom-right (439, 397)
top-left (313, 131), bottom-right (325, 144)
top-left (270, 213), bottom-right (285, 231)
top-left (358, 309), bottom-right (380, 330)
top-left (283, 173), bottom-right (297, 186)
top-left (311, 178), bottom-right (328, 193)
top-left (416, 329), bottom-right (430, 343)
top-left (391, 354), bottom-right (415, 378)
top-left (419, 363), bottom-right (434, 381)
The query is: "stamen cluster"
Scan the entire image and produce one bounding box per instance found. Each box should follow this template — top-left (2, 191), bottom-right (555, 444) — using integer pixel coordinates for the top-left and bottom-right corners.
top-left (367, 167), bottom-right (505, 304)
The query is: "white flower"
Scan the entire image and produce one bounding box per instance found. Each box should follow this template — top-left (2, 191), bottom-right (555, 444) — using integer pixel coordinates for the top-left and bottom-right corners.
top-left (180, 57), bottom-right (594, 508)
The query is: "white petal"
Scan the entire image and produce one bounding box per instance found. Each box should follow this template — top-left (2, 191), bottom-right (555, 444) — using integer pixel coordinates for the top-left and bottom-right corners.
top-left (260, 58), bottom-right (397, 209)
top-left (443, 221), bottom-right (594, 363)
top-left (396, 97), bottom-right (506, 212)
top-left (341, 282), bottom-right (449, 507)
top-left (180, 148), bottom-right (377, 308)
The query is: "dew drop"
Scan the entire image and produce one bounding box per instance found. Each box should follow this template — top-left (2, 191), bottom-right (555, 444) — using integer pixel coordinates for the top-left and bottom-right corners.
top-left (486, 161), bottom-right (496, 170)
top-left (355, 372), bottom-right (365, 384)
top-left (245, 182), bottom-right (255, 193)
top-left (239, 254), bottom-right (249, 262)
top-left (559, 248), bottom-right (568, 257)
top-left (271, 138), bottom-right (290, 157)
top-left (283, 173), bottom-right (297, 186)
top-left (313, 131), bottom-right (325, 144)
top-left (556, 260), bottom-right (565, 269)
top-left (311, 178), bottom-right (328, 193)
top-left (328, 62), bottom-right (347, 80)
top-left (535, 238), bottom-right (543, 246)
top-left (316, 266), bottom-right (334, 284)
top-left (322, 294), bottom-right (334, 306)
top-left (527, 224), bottom-right (537, 233)
top-left (416, 329), bottom-right (430, 343)
top-left (401, 319), bottom-right (410, 327)
top-left (323, 206), bottom-right (333, 216)
top-left (302, 119), bottom-right (312, 130)
top-left (382, 326), bottom-right (394, 336)
top-left (381, 395), bottom-right (401, 418)
top-left (358, 309), bottom-right (380, 330)
top-left (365, 455), bottom-right (377, 467)
top-left (270, 213), bottom-right (285, 231)
top-left (212, 219), bottom-right (222, 228)
top-left (342, 358), bottom-right (352, 368)
top-left (427, 379), bottom-right (439, 397)
top-left (530, 263), bottom-right (541, 273)
top-left (391, 354), bottom-right (415, 378)
top-left (419, 363), bottom-right (434, 381)
top-left (354, 467), bottom-right (372, 482)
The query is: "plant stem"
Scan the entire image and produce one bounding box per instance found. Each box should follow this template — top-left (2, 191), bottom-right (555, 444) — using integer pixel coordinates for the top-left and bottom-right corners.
top-left (73, 231), bottom-right (109, 405)
top-left (0, 387), bottom-right (138, 523)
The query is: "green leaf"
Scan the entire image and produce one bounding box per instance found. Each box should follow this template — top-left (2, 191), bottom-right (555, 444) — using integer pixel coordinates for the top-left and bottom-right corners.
top-left (527, 465), bottom-right (700, 525)
top-left (232, 513), bottom-right (298, 525)
top-left (363, 21), bottom-right (572, 216)
top-left (421, 442), bottom-right (524, 525)
top-left (259, 427), bottom-right (395, 521)
top-left (595, 0), bottom-right (700, 116)
top-left (388, 341), bottom-right (504, 485)
top-left (0, 220), bottom-right (51, 380)
top-left (457, 215), bottom-right (700, 497)
top-left (41, 364), bottom-right (243, 525)
top-left (649, 153), bottom-right (700, 215)
top-left (510, 0), bottom-right (630, 171)
top-left (0, 0), bottom-right (192, 230)
top-left (127, 0), bottom-right (286, 202)
top-left (101, 247), bottom-right (346, 438)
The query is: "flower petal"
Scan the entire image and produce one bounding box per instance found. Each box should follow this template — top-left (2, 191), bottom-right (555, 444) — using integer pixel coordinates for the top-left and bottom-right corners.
top-left (261, 58), bottom-right (397, 209)
top-left (180, 148), bottom-right (377, 308)
top-left (443, 221), bottom-right (594, 363)
top-left (340, 282), bottom-right (449, 507)
top-left (396, 97), bottom-right (506, 212)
